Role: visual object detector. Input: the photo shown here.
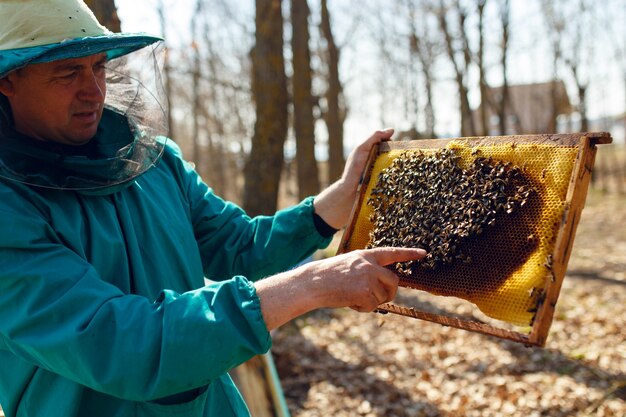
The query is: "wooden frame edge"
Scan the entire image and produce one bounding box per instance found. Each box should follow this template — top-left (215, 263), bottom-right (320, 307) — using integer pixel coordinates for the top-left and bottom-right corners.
top-left (528, 135), bottom-right (599, 346)
top-left (376, 302), bottom-right (535, 346)
top-left (336, 142), bottom-right (381, 255)
top-left (378, 132), bottom-right (612, 152)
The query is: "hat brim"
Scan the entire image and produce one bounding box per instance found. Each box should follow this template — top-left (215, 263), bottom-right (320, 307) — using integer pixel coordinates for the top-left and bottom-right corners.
top-left (0, 33), bottom-right (163, 78)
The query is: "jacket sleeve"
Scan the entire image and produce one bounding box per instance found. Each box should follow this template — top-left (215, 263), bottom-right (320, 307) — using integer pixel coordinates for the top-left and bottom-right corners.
top-left (165, 143), bottom-right (335, 281)
top-left (0, 200), bottom-right (271, 401)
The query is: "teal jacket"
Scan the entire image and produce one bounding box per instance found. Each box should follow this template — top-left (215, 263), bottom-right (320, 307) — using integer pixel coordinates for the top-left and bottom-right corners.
top-left (0, 109), bottom-right (333, 416)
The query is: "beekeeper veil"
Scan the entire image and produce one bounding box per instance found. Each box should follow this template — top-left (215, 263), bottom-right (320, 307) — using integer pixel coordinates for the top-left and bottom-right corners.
top-left (0, 0), bottom-right (168, 191)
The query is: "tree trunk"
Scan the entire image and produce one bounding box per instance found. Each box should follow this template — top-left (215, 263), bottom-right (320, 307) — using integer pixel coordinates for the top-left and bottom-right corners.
top-left (457, 2), bottom-right (477, 137)
top-left (408, 15), bottom-right (436, 139)
top-left (156, 0), bottom-right (175, 140)
top-left (243, 0), bottom-right (288, 216)
top-left (564, 1), bottom-right (589, 133)
top-left (438, 0), bottom-right (475, 137)
top-left (191, 0), bottom-right (203, 171)
top-left (499, 0), bottom-right (510, 135)
top-left (477, 0), bottom-right (489, 136)
top-left (548, 59), bottom-right (560, 134)
top-left (577, 82), bottom-right (589, 132)
top-left (237, 4), bottom-right (289, 412)
top-left (423, 67), bottom-right (436, 138)
top-left (291, 0), bottom-right (320, 200)
top-left (414, 7), bottom-right (438, 139)
top-left (201, 18), bottom-right (228, 199)
top-left (320, 0), bottom-right (345, 184)
top-left (84, 0), bottom-right (121, 32)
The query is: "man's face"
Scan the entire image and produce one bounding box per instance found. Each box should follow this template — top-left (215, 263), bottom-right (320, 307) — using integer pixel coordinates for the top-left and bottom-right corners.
top-left (0, 53), bottom-right (107, 145)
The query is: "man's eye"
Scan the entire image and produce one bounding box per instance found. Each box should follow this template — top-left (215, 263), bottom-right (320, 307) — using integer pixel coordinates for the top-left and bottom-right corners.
top-left (60, 72), bottom-right (78, 80)
top-left (94, 63), bottom-right (107, 74)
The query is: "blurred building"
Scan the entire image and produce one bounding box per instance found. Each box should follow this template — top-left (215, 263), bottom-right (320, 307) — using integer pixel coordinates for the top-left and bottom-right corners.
top-left (473, 80), bottom-right (573, 136)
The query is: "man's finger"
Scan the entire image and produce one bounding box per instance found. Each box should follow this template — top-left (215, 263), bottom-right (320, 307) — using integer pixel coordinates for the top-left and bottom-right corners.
top-left (376, 269), bottom-right (399, 301)
top-left (357, 128), bottom-right (394, 152)
top-left (370, 283), bottom-right (389, 305)
top-left (369, 128), bottom-right (394, 144)
top-left (363, 247), bottom-right (428, 266)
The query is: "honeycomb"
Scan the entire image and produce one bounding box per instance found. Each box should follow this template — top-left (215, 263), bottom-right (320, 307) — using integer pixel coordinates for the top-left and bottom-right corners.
top-left (344, 140), bottom-right (578, 326)
top-left (367, 148), bottom-right (536, 271)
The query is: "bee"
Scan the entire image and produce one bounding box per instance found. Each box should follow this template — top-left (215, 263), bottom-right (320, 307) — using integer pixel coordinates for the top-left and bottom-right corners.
top-left (544, 254), bottom-right (553, 270)
top-left (528, 287), bottom-right (540, 299)
top-left (528, 290), bottom-right (547, 325)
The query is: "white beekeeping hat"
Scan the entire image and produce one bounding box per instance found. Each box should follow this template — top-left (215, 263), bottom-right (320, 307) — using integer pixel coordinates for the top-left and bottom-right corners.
top-left (0, 0), bottom-right (162, 78)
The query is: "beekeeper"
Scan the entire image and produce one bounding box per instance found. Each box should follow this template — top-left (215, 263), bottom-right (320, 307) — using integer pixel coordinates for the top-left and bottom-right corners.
top-left (0, 1), bottom-right (426, 416)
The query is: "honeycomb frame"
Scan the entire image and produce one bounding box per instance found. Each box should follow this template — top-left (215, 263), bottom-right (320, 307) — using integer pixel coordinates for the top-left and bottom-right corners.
top-left (337, 132), bottom-right (612, 347)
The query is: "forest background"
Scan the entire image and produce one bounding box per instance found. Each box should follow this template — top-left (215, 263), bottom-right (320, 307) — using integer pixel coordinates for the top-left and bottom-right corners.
top-left (90, 0), bottom-right (625, 214)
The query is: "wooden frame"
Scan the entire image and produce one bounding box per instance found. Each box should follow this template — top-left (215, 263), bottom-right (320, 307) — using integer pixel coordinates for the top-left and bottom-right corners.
top-left (337, 132), bottom-right (612, 347)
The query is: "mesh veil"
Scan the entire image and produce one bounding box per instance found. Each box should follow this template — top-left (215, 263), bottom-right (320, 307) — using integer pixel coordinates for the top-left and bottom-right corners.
top-left (0, 41), bottom-right (169, 192)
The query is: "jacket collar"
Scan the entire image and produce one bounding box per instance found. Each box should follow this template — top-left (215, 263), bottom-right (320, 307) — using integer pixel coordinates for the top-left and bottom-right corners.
top-left (0, 97), bottom-right (160, 193)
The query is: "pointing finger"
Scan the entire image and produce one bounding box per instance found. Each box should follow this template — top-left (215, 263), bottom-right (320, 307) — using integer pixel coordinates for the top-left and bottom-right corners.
top-left (363, 247), bottom-right (428, 266)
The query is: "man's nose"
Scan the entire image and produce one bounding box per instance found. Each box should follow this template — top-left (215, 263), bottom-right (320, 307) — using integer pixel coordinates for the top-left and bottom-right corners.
top-left (77, 70), bottom-right (105, 101)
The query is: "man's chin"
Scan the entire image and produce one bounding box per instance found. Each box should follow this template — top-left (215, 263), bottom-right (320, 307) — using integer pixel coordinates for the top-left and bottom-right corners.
top-left (62, 130), bottom-right (98, 146)
top-left (66, 112), bottom-right (102, 144)
top-left (66, 136), bottom-right (96, 146)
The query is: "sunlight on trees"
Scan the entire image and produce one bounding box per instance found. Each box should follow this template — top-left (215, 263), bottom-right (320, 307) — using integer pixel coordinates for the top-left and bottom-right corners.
top-left (110, 0), bottom-right (625, 205)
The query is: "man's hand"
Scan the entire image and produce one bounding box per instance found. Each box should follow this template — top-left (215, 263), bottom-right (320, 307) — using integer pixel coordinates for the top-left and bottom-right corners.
top-left (313, 129), bottom-right (394, 230)
top-left (255, 247), bottom-right (426, 330)
top-left (307, 247), bottom-right (421, 312)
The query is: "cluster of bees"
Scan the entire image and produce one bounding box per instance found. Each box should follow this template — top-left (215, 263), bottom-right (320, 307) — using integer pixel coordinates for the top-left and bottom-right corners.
top-left (366, 148), bottom-right (536, 274)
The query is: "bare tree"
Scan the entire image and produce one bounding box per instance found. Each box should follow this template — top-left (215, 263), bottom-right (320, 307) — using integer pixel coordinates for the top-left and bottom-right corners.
top-left (437, 0), bottom-right (476, 137)
top-left (546, 8), bottom-right (562, 134)
top-left (369, 7), bottom-right (395, 129)
top-left (542, 0), bottom-right (595, 133)
top-left (191, 0), bottom-right (203, 169)
top-left (291, 0), bottom-right (321, 199)
top-left (497, 0), bottom-right (511, 135)
top-left (243, 0), bottom-right (289, 216)
top-left (417, 10), bottom-right (439, 138)
top-left (562, 0), bottom-right (592, 132)
top-left (156, 0), bottom-right (175, 139)
top-left (320, 0), bottom-right (346, 183)
top-left (476, 0), bottom-right (490, 136)
top-left (401, 0), bottom-right (440, 139)
top-left (401, 1), bottom-right (420, 138)
top-left (199, 11), bottom-right (231, 200)
top-left (84, 0), bottom-right (121, 32)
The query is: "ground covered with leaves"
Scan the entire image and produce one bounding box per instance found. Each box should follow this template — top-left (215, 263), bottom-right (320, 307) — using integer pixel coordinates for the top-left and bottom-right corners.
top-left (273, 189), bottom-right (626, 417)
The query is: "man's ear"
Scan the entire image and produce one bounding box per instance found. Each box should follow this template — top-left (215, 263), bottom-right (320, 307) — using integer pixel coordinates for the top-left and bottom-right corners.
top-left (0, 75), bottom-right (16, 97)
